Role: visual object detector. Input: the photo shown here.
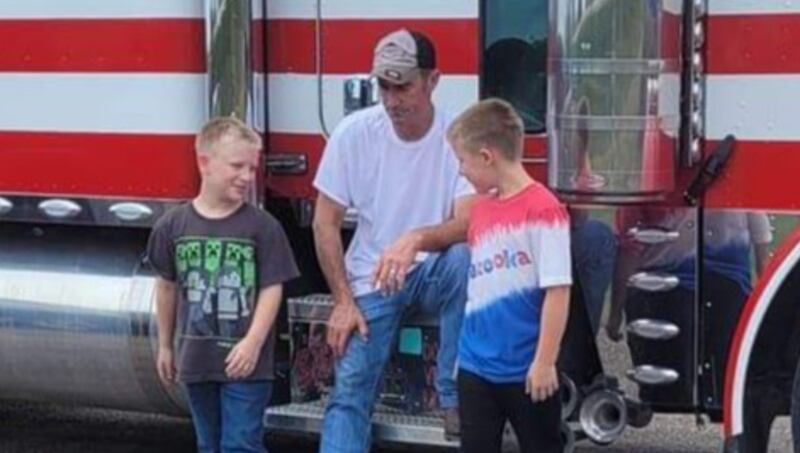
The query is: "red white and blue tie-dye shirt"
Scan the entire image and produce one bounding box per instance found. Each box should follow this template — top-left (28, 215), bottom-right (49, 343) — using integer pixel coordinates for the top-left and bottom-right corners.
top-left (458, 182), bottom-right (572, 383)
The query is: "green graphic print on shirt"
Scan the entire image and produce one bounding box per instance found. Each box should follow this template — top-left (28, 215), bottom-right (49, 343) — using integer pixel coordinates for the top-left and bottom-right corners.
top-left (175, 236), bottom-right (257, 345)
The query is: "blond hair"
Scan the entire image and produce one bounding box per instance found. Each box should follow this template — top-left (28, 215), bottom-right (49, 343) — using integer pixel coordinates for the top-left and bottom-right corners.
top-left (447, 98), bottom-right (524, 161)
top-left (195, 116), bottom-right (262, 155)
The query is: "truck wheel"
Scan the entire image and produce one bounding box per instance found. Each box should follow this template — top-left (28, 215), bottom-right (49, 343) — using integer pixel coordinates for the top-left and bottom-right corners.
top-left (560, 421), bottom-right (576, 453)
top-left (793, 357), bottom-right (800, 453)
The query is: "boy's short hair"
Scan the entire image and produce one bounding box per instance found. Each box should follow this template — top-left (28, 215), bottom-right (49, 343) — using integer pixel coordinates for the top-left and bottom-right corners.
top-left (195, 116), bottom-right (262, 155)
top-left (447, 98), bottom-right (524, 161)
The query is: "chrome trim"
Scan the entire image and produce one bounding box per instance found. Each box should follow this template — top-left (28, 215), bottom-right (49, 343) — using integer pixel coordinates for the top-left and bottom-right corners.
top-left (556, 58), bottom-right (679, 75)
top-left (693, 0), bottom-right (705, 16)
top-left (315, 0), bottom-right (331, 138)
top-left (38, 199), bottom-right (82, 219)
top-left (0, 223), bottom-right (186, 414)
top-left (627, 227), bottom-right (680, 244)
top-left (627, 272), bottom-right (680, 292)
top-left (344, 76), bottom-right (379, 116)
top-left (548, 0), bottom-right (682, 202)
top-left (204, 0), bottom-right (254, 122)
top-left (288, 294), bottom-right (334, 322)
top-left (627, 318), bottom-right (681, 340)
top-left (554, 115), bottom-right (677, 132)
top-left (578, 389), bottom-right (627, 445)
top-left (0, 197), bottom-right (12, 215)
top-left (626, 365), bottom-right (680, 385)
top-left (521, 157), bottom-right (548, 165)
top-left (204, 0), bottom-right (263, 203)
top-left (558, 192), bottom-right (667, 204)
top-left (692, 21), bottom-right (704, 49)
top-left (681, 0), bottom-right (706, 166)
top-left (109, 202), bottom-right (154, 222)
top-left (0, 195), bottom-right (179, 228)
top-left (266, 154), bottom-right (308, 175)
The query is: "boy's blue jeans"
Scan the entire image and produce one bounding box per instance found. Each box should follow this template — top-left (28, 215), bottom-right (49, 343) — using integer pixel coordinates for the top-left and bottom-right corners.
top-left (184, 380), bottom-right (272, 453)
top-left (320, 244), bottom-right (469, 453)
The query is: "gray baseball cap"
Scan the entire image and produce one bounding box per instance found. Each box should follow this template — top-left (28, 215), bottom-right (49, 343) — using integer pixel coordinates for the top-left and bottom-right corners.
top-left (371, 29), bottom-right (436, 85)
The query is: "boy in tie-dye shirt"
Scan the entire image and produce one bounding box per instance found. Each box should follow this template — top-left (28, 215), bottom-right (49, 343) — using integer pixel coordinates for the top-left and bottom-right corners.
top-left (447, 99), bottom-right (572, 453)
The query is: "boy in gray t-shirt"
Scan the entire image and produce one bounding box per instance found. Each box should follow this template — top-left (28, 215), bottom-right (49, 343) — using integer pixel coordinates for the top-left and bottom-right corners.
top-left (147, 117), bottom-right (298, 453)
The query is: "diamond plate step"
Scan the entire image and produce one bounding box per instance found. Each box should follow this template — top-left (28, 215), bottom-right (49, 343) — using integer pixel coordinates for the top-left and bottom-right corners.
top-left (264, 400), bottom-right (458, 448)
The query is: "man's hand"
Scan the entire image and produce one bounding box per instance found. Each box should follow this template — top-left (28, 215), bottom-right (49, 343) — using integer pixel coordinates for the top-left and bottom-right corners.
top-left (373, 231), bottom-right (421, 295)
top-left (225, 336), bottom-right (262, 379)
top-left (526, 361), bottom-right (559, 402)
top-left (156, 346), bottom-right (176, 384)
top-left (327, 299), bottom-right (369, 358)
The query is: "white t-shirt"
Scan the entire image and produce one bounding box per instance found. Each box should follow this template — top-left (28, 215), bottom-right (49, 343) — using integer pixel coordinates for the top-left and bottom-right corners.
top-left (313, 104), bottom-right (474, 297)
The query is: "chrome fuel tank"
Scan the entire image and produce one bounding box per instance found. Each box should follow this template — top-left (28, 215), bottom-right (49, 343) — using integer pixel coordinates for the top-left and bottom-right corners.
top-left (0, 223), bottom-right (185, 415)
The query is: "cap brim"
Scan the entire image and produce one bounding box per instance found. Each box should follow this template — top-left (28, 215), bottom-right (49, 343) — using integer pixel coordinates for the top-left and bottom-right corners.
top-left (371, 65), bottom-right (419, 85)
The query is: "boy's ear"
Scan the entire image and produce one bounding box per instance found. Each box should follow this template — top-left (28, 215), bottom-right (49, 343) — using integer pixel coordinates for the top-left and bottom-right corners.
top-left (196, 151), bottom-right (210, 173)
top-left (478, 146), bottom-right (494, 165)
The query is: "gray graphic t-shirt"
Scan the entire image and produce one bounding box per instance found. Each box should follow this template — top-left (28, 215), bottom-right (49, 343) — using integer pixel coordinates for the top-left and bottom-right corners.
top-left (147, 202), bottom-right (299, 383)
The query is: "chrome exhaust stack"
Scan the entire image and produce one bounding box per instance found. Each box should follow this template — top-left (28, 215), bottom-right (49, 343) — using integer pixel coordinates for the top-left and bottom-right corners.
top-left (578, 383), bottom-right (628, 445)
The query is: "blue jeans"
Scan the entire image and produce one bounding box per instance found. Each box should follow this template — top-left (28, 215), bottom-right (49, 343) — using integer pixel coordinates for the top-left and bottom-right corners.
top-left (184, 380), bottom-right (272, 453)
top-left (320, 244), bottom-right (470, 453)
top-left (571, 218), bottom-right (617, 334)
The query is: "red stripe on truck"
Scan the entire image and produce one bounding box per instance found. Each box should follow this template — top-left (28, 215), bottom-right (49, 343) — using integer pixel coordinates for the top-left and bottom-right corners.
top-left (0, 131), bottom-right (198, 198)
top-left (0, 19), bottom-right (205, 73)
top-left (707, 14), bottom-right (800, 74)
top-left (267, 18), bottom-right (479, 74)
top-left (704, 140), bottom-right (800, 210)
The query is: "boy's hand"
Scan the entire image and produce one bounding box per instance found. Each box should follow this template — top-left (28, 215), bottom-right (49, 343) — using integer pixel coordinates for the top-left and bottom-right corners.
top-left (225, 336), bottom-right (262, 379)
top-left (327, 299), bottom-right (369, 358)
top-left (373, 231), bottom-right (421, 295)
top-left (525, 361), bottom-right (559, 402)
top-left (157, 346), bottom-right (176, 383)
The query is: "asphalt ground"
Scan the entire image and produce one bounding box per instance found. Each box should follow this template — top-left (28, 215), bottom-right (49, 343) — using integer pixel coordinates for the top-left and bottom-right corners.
top-left (0, 399), bottom-right (793, 452)
top-left (0, 330), bottom-right (793, 453)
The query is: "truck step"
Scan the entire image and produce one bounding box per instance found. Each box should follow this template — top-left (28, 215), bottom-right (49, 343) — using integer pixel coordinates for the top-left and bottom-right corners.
top-left (264, 400), bottom-right (458, 448)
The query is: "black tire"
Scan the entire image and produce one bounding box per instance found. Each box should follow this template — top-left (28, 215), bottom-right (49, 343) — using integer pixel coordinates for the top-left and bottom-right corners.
top-left (792, 357), bottom-right (800, 453)
top-left (560, 421), bottom-right (576, 453)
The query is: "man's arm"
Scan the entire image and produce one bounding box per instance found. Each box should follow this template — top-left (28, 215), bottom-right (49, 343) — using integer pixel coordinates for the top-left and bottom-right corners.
top-left (526, 285), bottom-right (570, 401)
top-left (313, 193), bottom-right (353, 306)
top-left (313, 192), bottom-right (369, 357)
top-left (411, 195), bottom-right (474, 251)
top-left (373, 195), bottom-right (475, 292)
top-left (225, 284), bottom-right (283, 379)
top-left (155, 277), bottom-right (178, 383)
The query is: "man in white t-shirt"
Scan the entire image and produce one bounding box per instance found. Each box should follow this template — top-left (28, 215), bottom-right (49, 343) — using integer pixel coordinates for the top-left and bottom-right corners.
top-left (313, 29), bottom-right (474, 452)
